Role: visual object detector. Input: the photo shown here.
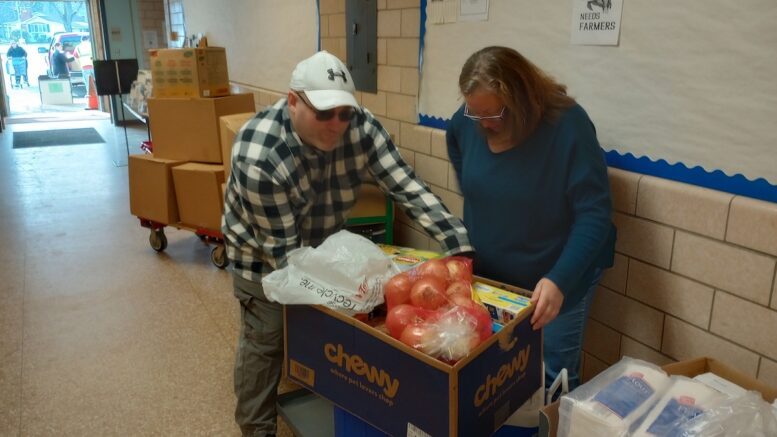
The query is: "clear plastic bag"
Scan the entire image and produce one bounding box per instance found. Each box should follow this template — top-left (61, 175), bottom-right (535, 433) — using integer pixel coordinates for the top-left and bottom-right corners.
top-left (395, 304), bottom-right (487, 362)
top-left (262, 230), bottom-right (399, 314)
top-left (671, 391), bottom-right (777, 436)
top-left (631, 376), bottom-right (726, 436)
top-left (558, 357), bottom-right (671, 437)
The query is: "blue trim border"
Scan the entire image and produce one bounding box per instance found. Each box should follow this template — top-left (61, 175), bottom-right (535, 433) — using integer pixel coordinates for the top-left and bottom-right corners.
top-left (418, 116), bottom-right (777, 203)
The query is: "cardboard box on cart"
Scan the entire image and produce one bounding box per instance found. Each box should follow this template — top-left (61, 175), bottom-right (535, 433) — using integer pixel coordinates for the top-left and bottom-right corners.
top-left (219, 112), bottom-right (256, 180)
top-left (284, 277), bottom-right (542, 437)
top-left (128, 154), bottom-right (184, 224)
top-left (148, 94), bottom-right (255, 163)
top-left (150, 47), bottom-right (230, 98)
top-left (537, 356), bottom-right (777, 437)
top-left (171, 163), bottom-right (225, 230)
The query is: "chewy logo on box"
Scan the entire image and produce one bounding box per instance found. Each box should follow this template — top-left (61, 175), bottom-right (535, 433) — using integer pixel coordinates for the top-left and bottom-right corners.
top-left (474, 282), bottom-right (532, 324)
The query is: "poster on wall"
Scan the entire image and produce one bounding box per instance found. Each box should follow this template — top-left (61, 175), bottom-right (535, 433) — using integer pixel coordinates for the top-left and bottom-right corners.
top-left (570, 0), bottom-right (624, 45)
top-left (460, 0), bottom-right (489, 22)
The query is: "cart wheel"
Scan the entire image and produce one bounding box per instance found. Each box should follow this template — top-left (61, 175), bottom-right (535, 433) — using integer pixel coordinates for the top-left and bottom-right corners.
top-left (211, 245), bottom-right (229, 269)
top-left (149, 229), bottom-right (167, 252)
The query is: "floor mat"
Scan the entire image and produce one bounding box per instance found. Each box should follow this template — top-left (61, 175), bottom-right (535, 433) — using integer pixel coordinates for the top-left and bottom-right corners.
top-left (13, 128), bottom-right (105, 148)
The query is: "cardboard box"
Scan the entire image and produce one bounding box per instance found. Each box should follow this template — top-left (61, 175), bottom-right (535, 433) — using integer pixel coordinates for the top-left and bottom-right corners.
top-left (349, 184), bottom-right (387, 219)
top-left (128, 154), bottom-right (184, 224)
top-left (150, 47), bottom-right (230, 98)
top-left (474, 282), bottom-right (532, 325)
top-left (171, 163), bottom-right (225, 230)
top-left (219, 112), bottom-right (255, 180)
top-left (284, 277), bottom-right (543, 437)
top-left (538, 357), bottom-right (777, 437)
top-left (376, 244), bottom-right (442, 271)
top-left (149, 94), bottom-right (255, 163)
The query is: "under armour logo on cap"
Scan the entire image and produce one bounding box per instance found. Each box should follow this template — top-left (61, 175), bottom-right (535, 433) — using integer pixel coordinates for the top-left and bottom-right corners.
top-left (327, 68), bottom-right (348, 83)
top-left (289, 51), bottom-right (359, 111)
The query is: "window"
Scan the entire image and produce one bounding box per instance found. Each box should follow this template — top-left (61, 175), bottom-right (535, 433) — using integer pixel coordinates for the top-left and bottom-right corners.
top-left (27, 23), bottom-right (51, 34)
top-left (164, 0), bottom-right (185, 48)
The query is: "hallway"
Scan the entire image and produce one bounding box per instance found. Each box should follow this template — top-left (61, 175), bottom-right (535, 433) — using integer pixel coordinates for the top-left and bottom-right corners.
top-left (0, 119), bottom-right (294, 436)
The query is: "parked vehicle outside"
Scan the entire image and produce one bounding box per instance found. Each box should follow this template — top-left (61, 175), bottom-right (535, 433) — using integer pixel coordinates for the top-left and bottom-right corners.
top-left (37, 31), bottom-right (89, 96)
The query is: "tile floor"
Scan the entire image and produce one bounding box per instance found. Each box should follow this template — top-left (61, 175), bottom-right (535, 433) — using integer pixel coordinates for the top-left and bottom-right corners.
top-left (0, 118), bottom-right (296, 436)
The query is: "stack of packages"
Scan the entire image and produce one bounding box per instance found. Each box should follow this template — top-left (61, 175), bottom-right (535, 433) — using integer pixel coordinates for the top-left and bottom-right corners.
top-left (558, 357), bottom-right (777, 436)
top-left (128, 47), bottom-right (257, 231)
top-left (127, 69), bottom-right (153, 114)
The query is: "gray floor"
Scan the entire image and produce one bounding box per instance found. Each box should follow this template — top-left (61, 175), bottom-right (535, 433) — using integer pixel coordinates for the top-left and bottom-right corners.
top-left (0, 118), bottom-right (296, 436)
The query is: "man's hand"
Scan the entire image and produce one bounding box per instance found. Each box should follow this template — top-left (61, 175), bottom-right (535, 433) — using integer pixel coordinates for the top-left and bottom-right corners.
top-left (530, 277), bottom-right (564, 330)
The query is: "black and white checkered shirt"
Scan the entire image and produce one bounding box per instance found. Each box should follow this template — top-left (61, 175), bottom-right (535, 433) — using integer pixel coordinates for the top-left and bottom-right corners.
top-left (222, 98), bottom-right (473, 283)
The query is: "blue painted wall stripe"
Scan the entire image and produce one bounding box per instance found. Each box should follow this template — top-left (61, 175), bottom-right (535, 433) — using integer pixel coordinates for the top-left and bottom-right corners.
top-left (417, 115), bottom-right (777, 203)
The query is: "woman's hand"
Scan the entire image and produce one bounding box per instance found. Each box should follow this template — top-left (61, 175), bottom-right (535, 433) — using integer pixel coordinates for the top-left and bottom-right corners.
top-left (530, 277), bottom-right (564, 330)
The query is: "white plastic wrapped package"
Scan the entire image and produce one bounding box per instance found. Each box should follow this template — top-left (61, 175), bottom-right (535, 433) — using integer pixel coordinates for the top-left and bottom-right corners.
top-left (631, 376), bottom-right (725, 436)
top-left (558, 357), bottom-right (671, 437)
top-left (262, 230), bottom-right (399, 314)
top-left (673, 391), bottom-right (777, 436)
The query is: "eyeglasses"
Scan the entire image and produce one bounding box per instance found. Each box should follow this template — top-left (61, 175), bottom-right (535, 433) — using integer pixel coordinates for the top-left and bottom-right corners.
top-left (463, 104), bottom-right (506, 121)
top-left (294, 91), bottom-right (354, 122)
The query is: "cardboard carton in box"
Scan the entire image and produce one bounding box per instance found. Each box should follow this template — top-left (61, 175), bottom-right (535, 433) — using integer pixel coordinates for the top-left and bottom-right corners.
top-left (150, 47), bottom-right (230, 98)
top-left (219, 112), bottom-right (256, 180)
top-left (376, 244), bottom-right (441, 271)
top-left (538, 356), bottom-right (777, 437)
top-left (284, 276), bottom-right (543, 437)
top-left (128, 154), bottom-right (184, 224)
top-left (149, 94), bottom-right (255, 163)
top-left (172, 163), bottom-right (225, 230)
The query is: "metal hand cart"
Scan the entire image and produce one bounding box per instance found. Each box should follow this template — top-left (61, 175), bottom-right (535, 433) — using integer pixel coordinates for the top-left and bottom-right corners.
top-left (138, 217), bottom-right (229, 269)
top-left (137, 141), bottom-right (229, 269)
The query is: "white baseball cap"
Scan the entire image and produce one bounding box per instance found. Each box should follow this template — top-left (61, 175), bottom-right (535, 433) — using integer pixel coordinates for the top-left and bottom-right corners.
top-left (289, 51), bottom-right (359, 110)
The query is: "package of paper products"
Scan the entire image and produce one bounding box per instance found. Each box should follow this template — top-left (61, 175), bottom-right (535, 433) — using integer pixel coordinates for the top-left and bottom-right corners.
top-left (631, 376), bottom-right (725, 436)
top-left (674, 391), bottom-right (777, 436)
top-left (558, 357), bottom-right (670, 437)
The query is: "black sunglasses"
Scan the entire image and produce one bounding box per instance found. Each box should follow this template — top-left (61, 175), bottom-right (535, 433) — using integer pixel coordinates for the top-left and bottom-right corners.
top-left (294, 91), bottom-right (354, 122)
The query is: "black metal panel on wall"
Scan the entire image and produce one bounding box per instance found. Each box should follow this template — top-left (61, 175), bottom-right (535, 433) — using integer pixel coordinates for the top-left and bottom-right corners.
top-left (346, 0), bottom-right (377, 93)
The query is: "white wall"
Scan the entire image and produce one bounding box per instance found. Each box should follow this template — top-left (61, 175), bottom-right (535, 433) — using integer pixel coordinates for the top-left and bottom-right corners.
top-left (420, 0), bottom-right (777, 185)
top-left (181, 0), bottom-right (318, 93)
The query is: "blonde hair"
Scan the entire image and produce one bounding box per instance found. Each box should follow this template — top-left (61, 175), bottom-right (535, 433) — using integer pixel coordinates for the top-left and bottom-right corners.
top-left (459, 46), bottom-right (575, 140)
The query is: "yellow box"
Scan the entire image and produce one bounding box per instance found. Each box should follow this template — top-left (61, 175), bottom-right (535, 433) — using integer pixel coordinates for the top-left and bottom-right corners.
top-left (473, 282), bottom-right (532, 325)
top-left (128, 154), bottom-right (184, 224)
top-left (172, 163), bottom-right (225, 230)
top-left (377, 244), bottom-right (441, 271)
top-left (219, 112), bottom-right (255, 180)
top-left (150, 47), bottom-right (230, 98)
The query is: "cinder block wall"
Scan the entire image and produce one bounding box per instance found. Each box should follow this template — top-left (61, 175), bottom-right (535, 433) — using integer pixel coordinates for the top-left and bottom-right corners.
top-left (237, 1), bottom-right (777, 388)
top-left (582, 170), bottom-right (777, 387)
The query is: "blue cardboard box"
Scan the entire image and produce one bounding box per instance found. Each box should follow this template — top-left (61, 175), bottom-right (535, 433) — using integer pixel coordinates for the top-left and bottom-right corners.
top-left (284, 277), bottom-right (543, 437)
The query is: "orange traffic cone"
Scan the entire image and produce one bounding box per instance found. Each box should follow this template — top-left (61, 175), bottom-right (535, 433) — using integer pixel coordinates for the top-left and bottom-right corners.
top-left (86, 74), bottom-right (98, 110)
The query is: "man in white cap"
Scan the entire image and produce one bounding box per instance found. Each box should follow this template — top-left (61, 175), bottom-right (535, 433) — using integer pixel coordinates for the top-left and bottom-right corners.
top-left (222, 51), bottom-right (474, 436)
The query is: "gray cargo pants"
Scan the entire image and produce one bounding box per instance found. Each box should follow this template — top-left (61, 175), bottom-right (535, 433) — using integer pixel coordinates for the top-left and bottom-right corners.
top-left (233, 273), bottom-right (283, 437)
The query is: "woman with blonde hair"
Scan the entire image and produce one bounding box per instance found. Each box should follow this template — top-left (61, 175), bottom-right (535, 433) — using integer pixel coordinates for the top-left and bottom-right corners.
top-left (447, 46), bottom-right (617, 390)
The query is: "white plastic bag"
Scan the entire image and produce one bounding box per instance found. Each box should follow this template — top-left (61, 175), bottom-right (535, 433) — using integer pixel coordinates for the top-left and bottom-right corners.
top-left (262, 230), bottom-right (399, 314)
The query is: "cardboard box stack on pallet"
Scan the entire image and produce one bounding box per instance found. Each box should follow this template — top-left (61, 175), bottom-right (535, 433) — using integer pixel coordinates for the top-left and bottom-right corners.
top-left (128, 47), bottom-right (256, 231)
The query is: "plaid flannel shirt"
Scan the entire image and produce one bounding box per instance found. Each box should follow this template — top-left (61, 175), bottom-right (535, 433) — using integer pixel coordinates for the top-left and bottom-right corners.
top-left (222, 98), bottom-right (473, 283)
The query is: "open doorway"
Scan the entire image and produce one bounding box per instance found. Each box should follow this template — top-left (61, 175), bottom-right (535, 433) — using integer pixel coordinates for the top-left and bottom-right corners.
top-left (0, 0), bottom-right (108, 123)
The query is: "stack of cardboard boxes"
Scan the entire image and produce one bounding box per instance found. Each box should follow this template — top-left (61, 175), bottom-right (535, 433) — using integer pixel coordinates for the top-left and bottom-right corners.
top-left (128, 47), bottom-right (256, 231)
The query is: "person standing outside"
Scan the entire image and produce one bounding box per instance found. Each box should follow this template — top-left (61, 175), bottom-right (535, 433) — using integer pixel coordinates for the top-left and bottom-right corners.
top-left (446, 46), bottom-right (616, 391)
top-left (74, 35), bottom-right (94, 88)
top-left (222, 50), bottom-right (474, 437)
top-left (51, 42), bottom-right (75, 78)
top-left (6, 41), bottom-right (28, 87)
